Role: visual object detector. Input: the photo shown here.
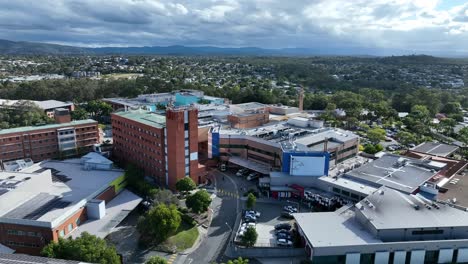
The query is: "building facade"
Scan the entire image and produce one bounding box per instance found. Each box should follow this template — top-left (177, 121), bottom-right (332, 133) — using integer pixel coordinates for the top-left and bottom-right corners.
top-left (112, 107), bottom-right (205, 190)
top-left (0, 119), bottom-right (99, 163)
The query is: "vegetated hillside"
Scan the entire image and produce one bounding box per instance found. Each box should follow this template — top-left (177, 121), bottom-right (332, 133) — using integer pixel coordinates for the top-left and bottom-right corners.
top-left (0, 39), bottom-right (89, 55)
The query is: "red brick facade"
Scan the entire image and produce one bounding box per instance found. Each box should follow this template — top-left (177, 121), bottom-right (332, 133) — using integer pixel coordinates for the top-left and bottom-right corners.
top-left (95, 186), bottom-right (117, 204)
top-left (0, 121), bottom-right (99, 162)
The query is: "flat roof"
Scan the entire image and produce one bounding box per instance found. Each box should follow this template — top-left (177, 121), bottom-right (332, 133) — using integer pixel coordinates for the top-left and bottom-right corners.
top-left (294, 128), bottom-right (359, 147)
top-left (0, 119), bottom-right (97, 136)
top-left (2, 159), bottom-right (123, 223)
top-left (294, 210), bottom-right (382, 247)
top-left (360, 187), bottom-right (468, 230)
top-left (318, 176), bottom-right (378, 196)
top-left (438, 172), bottom-right (468, 208)
top-left (345, 154), bottom-right (442, 193)
top-left (412, 142), bottom-right (459, 157)
top-left (228, 156), bottom-right (271, 175)
top-left (113, 110), bottom-right (166, 128)
top-left (231, 102), bottom-right (266, 110)
top-left (0, 253), bottom-right (89, 264)
top-left (0, 99), bottom-right (72, 110)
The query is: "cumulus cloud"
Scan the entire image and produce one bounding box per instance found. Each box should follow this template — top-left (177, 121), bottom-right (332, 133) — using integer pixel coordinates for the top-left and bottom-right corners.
top-left (0, 0), bottom-right (467, 55)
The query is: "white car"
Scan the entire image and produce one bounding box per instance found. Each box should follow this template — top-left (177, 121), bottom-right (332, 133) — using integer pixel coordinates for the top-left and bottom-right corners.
top-left (236, 168), bottom-right (249, 177)
top-left (246, 210), bottom-right (261, 218)
top-left (247, 173), bottom-right (259, 181)
top-left (277, 238), bottom-right (293, 247)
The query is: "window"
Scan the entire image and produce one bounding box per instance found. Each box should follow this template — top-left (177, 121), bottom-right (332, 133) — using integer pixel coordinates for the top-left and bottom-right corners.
top-left (59, 229), bottom-right (65, 237)
top-left (412, 229), bottom-right (443, 235)
top-left (68, 223), bottom-right (73, 232)
top-left (75, 218), bottom-right (81, 226)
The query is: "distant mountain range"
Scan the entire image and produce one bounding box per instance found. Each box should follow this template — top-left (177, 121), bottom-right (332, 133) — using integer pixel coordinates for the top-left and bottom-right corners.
top-left (0, 38), bottom-right (465, 58)
top-left (0, 39), bottom-right (391, 56)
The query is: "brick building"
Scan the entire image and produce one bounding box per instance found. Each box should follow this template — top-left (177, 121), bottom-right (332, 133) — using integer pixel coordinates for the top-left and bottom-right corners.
top-left (0, 118), bottom-right (98, 163)
top-left (112, 107), bottom-right (205, 190)
top-left (0, 157), bottom-right (140, 255)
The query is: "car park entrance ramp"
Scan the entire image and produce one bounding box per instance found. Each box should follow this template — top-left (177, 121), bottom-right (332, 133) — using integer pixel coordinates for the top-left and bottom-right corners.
top-left (228, 156), bottom-right (271, 175)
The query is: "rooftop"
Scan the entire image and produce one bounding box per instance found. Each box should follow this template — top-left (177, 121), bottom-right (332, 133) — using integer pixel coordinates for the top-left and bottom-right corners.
top-left (0, 253), bottom-right (89, 264)
top-left (0, 119), bottom-right (97, 136)
top-left (0, 158), bottom-right (123, 226)
top-left (438, 171), bottom-right (468, 208)
top-left (359, 187), bottom-right (468, 231)
top-left (345, 154), bottom-right (443, 193)
top-left (294, 210), bottom-right (382, 247)
top-left (0, 99), bottom-right (72, 110)
top-left (113, 110), bottom-right (166, 128)
top-left (230, 102), bottom-right (266, 111)
top-left (412, 142), bottom-right (459, 157)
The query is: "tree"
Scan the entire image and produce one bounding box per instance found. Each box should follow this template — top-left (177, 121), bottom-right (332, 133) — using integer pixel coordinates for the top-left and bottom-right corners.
top-left (442, 102), bottom-right (461, 115)
top-left (246, 193), bottom-right (256, 209)
top-left (153, 189), bottom-right (179, 206)
top-left (41, 232), bottom-right (120, 264)
top-left (439, 118), bottom-right (457, 136)
top-left (186, 190), bottom-right (212, 213)
top-left (241, 227), bottom-right (257, 247)
top-left (367, 127), bottom-right (386, 144)
top-left (396, 131), bottom-right (417, 146)
top-left (175, 177), bottom-right (196, 195)
top-left (146, 256), bottom-right (167, 264)
top-left (71, 106), bottom-right (88, 120)
top-left (226, 257), bottom-right (249, 264)
top-left (458, 127), bottom-right (468, 145)
top-left (137, 204), bottom-right (181, 243)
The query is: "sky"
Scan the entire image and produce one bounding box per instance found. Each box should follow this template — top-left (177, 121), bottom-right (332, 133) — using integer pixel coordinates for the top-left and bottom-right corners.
top-left (1, 0), bottom-right (468, 55)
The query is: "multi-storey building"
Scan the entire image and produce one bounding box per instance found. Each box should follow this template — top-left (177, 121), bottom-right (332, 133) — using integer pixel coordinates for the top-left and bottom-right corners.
top-left (112, 107), bottom-right (205, 190)
top-left (0, 117), bottom-right (98, 163)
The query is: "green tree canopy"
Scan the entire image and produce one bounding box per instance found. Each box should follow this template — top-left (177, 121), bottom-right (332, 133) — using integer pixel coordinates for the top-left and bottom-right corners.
top-left (186, 190), bottom-right (212, 214)
top-left (226, 257), bottom-right (249, 264)
top-left (137, 204), bottom-right (181, 243)
top-left (367, 127), bottom-right (386, 144)
top-left (246, 193), bottom-right (256, 209)
top-left (41, 232), bottom-right (120, 264)
top-left (175, 177), bottom-right (196, 194)
top-left (241, 227), bottom-right (257, 247)
top-left (146, 256), bottom-right (167, 264)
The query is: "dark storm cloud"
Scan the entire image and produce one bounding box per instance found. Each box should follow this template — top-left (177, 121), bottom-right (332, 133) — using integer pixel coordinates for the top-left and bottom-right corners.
top-left (0, 0), bottom-right (467, 54)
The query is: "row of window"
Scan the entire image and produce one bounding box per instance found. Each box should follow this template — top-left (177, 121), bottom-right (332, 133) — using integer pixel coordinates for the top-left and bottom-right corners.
top-left (7, 230), bottom-right (42, 237)
top-left (218, 144), bottom-right (277, 158)
top-left (7, 241), bottom-right (39, 248)
top-left (113, 120), bottom-right (161, 138)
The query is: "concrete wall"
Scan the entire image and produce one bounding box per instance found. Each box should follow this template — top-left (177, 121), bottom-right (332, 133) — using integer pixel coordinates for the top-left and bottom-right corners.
top-left (232, 247), bottom-right (306, 258)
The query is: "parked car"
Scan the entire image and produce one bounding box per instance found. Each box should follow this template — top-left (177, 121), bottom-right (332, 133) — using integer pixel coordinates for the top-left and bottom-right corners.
top-left (247, 172), bottom-right (259, 181)
top-left (277, 239), bottom-right (293, 247)
top-left (275, 229), bottom-right (290, 235)
top-left (244, 215), bottom-right (256, 223)
top-left (236, 168), bottom-right (249, 177)
top-left (276, 232), bottom-right (292, 240)
top-left (220, 163), bottom-right (227, 172)
top-left (245, 210), bottom-right (261, 218)
top-left (281, 212), bottom-right (294, 219)
top-left (275, 223), bottom-right (292, 230)
top-left (283, 205), bottom-right (298, 213)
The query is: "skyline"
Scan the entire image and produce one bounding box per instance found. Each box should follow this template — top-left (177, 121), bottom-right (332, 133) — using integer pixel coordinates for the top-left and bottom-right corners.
top-left (1, 0), bottom-right (468, 56)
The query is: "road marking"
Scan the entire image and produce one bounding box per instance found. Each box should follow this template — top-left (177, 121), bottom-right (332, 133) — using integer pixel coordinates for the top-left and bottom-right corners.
top-left (186, 258), bottom-right (193, 264)
top-left (167, 253), bottom-right (177, 264)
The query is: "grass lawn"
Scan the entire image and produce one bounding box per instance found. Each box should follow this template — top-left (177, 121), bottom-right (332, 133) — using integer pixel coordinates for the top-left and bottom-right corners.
top-left (102, 73), bottom-right (143, 79)
top-left (158, 222), bottom-right (199, 252)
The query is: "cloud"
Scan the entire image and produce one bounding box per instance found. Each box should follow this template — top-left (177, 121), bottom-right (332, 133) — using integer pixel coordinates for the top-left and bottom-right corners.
top-left (0, 0), bottom-right (467, 55)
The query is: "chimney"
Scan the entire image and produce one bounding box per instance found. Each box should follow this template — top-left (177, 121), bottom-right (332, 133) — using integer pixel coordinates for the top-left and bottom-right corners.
top-left (54, 108), bottom-right (71, 124)
top-left (298, 86), bottom-right (304, 112)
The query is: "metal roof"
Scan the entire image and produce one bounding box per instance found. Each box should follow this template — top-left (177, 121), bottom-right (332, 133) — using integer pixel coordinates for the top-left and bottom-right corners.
top-left (0, 119), bottom-right (97, 136)
top-left (112, 110), bottom-right (166, 128)
top-left (345, 154), bottom-right (442, 194)
top-left (0, 253), bottom-right (89, 264)
top-left (412, 142), bottom-right (459, 157)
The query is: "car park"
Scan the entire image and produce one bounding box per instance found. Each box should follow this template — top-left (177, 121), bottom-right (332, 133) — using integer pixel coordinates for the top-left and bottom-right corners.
top-left (275, 223), bottom-right (292, 230)
top-left (275, 229), bottom-right (290, 235)
top-left (244, 215), bottom-right (256, 222)
top-left (277, 238), bottom-right (293, 247)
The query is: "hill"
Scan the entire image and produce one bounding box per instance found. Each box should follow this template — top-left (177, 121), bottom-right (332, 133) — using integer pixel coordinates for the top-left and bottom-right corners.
top-left (0, 39), bottom-right (89, 55)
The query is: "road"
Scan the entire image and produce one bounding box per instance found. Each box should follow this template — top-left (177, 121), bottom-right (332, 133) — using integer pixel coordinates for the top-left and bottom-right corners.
top-left (184, 170), bottom-right (240, 264)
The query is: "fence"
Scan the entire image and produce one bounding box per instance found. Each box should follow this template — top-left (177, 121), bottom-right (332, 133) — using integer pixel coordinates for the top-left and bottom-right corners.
top-left (231, 246), bottom-right (306, 258)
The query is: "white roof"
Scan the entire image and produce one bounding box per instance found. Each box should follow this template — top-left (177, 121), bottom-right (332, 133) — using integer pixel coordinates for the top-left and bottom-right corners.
top-left (294, 210), bottom-right (382, 247)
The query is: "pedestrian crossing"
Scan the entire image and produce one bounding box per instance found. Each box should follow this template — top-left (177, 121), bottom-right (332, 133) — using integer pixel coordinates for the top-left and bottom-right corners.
top-left (216, 188), bottom-right (240, 198)
top-left (167, 253), bottom-right (177, 264)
